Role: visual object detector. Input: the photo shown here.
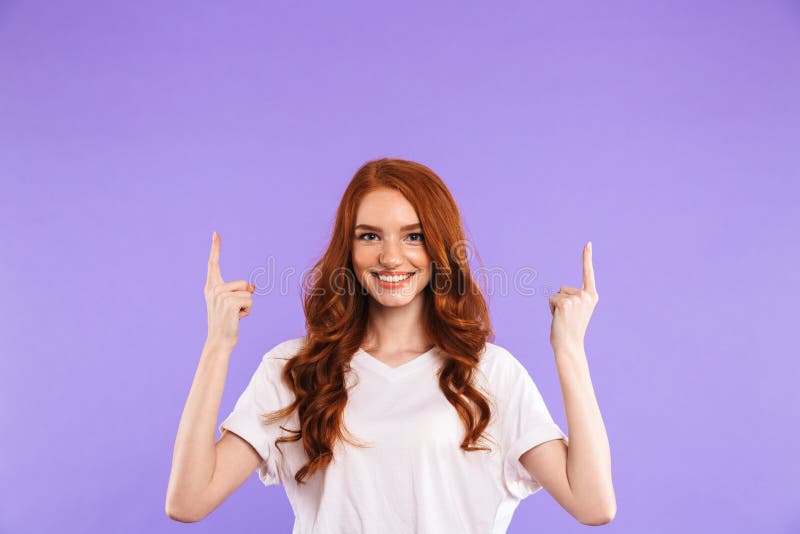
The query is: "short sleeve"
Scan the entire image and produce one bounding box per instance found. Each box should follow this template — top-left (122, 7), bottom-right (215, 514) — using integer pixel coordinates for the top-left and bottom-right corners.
top-left (495, 348), bottom-right (569, 500)
top-left (218, 341), bottom-right (296, 487)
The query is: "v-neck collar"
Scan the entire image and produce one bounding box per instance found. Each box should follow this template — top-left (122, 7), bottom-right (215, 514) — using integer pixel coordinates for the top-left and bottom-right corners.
top-left (353, 346), bottom-right (440, 382)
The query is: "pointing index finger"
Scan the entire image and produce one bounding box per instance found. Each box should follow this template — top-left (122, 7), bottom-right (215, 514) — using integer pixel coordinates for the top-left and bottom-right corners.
top-left (207, 231), bottom-right (224, 286)
top-left (582, 241), bottom-right (596, 293)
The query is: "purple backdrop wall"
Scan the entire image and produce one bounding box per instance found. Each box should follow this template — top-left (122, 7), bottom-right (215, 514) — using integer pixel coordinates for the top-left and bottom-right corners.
top-left (2, 1), bottom-right (798, 532)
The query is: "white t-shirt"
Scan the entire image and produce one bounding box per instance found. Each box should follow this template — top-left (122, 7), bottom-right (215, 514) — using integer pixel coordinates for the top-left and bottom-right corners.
top-left (219, 337), bottom-right (568, 534)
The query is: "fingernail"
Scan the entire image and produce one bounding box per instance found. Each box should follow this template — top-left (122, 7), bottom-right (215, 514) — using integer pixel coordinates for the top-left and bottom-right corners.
top-left (588, 241), bottom-right (592, 251)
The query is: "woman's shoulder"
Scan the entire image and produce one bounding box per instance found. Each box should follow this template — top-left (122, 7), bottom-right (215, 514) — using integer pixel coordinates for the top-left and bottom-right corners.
top-left (261, 336), bottom-right (308, 363)
top-left (479, 341), bottom-right (516, 365)
top-left (478, 341), bottom-right (530, 378)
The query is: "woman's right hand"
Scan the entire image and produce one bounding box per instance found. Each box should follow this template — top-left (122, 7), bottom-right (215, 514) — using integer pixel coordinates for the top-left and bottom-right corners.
top-left (205, 231), bottom-right (255, 348)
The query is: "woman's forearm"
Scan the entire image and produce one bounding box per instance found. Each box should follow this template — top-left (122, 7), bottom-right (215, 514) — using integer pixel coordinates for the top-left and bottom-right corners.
top-left (554, 345), bottom-right (616, 522)
top-left (165, 339), bottom-right (234, 518)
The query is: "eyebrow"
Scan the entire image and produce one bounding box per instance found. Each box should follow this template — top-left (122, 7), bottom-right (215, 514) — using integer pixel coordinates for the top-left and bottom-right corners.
top-left (354, 223), bottom-right (422, 232)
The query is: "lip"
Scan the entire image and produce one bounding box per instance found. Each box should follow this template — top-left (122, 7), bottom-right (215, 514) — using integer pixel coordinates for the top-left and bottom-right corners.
top-left (373, 271), bottom-right (414, 275)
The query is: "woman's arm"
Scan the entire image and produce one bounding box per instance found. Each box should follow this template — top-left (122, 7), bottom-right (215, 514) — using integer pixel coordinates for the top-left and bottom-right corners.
top-left (166, 232), bottom-right (257, 521)
top-left (519, 345), bottom-right (615, 525)
top-left (521, 241), bottom-right (615, 524)
top-left (165, 339), bottom-right (235, 521)
top-left (556, 345), bottom-right (615, 521)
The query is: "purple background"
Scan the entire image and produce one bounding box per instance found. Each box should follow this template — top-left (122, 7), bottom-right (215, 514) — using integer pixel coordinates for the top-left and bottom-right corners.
top-left (2, 1), bottom-right (798, 532)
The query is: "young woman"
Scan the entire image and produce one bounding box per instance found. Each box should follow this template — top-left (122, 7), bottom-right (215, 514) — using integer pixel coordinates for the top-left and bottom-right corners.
top-left (166, 158), bottom-right (616, 532)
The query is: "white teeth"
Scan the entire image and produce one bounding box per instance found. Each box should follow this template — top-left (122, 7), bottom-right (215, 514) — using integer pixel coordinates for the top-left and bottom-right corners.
top-left (377, 273), bottom-right (412, 282)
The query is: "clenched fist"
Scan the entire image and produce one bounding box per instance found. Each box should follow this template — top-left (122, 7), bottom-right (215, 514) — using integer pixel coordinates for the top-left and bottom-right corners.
top-left (205, 231), bottom-right (255, 348)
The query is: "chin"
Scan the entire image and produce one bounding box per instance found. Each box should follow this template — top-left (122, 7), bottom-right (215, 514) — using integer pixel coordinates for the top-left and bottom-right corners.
top-left (368, 287), bottom-right (424, 306)
top-left (371, 299), bottom-right (412, 308)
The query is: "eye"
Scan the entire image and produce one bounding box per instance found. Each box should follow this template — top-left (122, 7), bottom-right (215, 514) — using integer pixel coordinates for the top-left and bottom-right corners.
top-left (355, 232), bottom-right (424, 242)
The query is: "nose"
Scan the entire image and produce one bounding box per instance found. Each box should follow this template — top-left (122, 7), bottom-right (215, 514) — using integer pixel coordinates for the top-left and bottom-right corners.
top-left (379, 239), bottom-right (402, 267)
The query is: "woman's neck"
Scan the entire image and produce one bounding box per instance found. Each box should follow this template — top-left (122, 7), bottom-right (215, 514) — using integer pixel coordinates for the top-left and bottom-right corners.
top-left (362, 295), bottom-right (431, 353)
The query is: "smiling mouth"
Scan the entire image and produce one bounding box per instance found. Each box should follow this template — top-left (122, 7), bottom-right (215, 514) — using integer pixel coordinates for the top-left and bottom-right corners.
top-left (371, 272), bottom-right (416, 282)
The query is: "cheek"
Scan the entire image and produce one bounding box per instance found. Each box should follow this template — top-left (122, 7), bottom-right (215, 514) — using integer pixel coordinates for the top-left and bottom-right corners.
top-left (410, 249), bottom-right (431, 268)
top-left (351, 248), bottom-right (371, 270)
top-left (353, 256), bottom-right (380, 282)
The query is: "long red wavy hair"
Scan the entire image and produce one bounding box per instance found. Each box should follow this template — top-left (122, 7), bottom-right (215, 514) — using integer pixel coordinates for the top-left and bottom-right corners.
top-left (262, 157), bottom-right (496, 484)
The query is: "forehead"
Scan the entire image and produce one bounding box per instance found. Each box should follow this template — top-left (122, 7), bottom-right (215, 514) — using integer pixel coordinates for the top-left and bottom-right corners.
top-left (355, 189), bottom-right (419, 226)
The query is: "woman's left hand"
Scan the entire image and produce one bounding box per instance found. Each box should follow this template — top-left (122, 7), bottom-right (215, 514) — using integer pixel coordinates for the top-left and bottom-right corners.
top-left (549, 242), bottom-right (599, 353)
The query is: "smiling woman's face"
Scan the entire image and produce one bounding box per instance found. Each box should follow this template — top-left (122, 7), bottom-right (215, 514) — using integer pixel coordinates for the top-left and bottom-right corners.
top-left (351, 188), bottom-right (432, 307)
